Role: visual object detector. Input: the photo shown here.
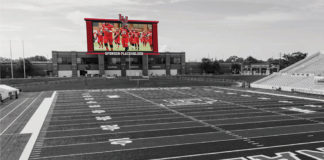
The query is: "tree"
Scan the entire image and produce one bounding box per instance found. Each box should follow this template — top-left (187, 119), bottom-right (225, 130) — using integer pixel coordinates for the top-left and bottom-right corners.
top-left (201, 58), bottom-right (213, 74)
top-left (27, 55), bottom-right (49, 61)
top-left (17, 59), bottom-right (32, 77)
top-left (231, 63), bottom-right (241, 74)
top-left (225, 56), bottom-right (244, 63)
top-left (282, 52), bottom-right (307, 66)
top-left (201, 58), bottom-right (222, 74)
top-left (244, 56), bottom-right (260, 64)
top-left (212, 60), bottom-right (221, 74)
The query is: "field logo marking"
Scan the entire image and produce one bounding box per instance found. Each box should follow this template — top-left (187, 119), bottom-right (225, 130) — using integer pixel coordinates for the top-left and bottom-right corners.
top-left (87, 101), bottom-right (97, 104)
top-left (92, 110), bottom-right (105, 114)
top-left (101, 124), bottom-right (120, 131)
top-left (89, 105), bottom-right (101, 108)
top-left (248, 152), bottom-right (302, 160)
top-left (281, 107), bottom-right (316, 114)
top-left (109, 138), bottom-right (132, 146)
top-left (223, 158), bottom-right (248, 160)
top-left (95, 116), bottom-right (111, 121)
top-left (296, 147), bottom-right (324, 160)
top-left (107, 95), bottom-right (120, 98)
top-left (164, 98), bottom-right (217, 106)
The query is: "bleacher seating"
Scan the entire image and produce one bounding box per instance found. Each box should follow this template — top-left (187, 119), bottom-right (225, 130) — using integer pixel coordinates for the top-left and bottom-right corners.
top-left (251, 53), bottom-right (324, 95)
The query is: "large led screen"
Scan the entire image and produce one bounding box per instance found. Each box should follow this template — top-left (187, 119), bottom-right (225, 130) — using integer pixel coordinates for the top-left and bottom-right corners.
top-left (92, 22), bottom-right (153, 52)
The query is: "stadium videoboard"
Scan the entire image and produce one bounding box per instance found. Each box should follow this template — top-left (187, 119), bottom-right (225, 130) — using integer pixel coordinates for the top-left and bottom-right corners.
top-left (85, 15), bottom-right (159, 55)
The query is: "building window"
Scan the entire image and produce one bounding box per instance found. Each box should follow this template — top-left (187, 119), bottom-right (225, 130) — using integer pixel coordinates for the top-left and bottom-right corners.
top-left (126, 56), bottom-right (142, 65)
top-left (107, 57), bottom-right (121, 65)
top-left (77, 58), bottom-right (81, 64)
top-left (81, 58), bottom-right (98, 64)
top-left (58, 56), bottom-right (72, 64)
top-left (149, 56), bottom-right (165, 65)
top-left (171, 57), bottom-right (181, 64)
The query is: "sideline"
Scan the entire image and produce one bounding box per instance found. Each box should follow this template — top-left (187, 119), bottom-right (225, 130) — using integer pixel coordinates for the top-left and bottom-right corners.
top-left (19, 91), bottom-right (57, 160)
top-left (211, 86), bottom-right (324, 102)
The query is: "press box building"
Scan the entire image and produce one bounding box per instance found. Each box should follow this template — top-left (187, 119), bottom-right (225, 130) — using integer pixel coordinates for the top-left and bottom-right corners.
top-left (52, 51), bottom-right (186, 77)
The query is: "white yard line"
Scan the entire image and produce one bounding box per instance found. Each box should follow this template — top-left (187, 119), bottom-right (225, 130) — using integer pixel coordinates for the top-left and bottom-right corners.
top-left (152, 140), bottom-right (324, 160)
top-left (19, 91), bottom-right (56, 160)
top-left (122, 90), bottom-right (264, 147)
top-left (0, 93), bottom-right (43, 135)
top-left (0, 98), bottom-right (29, 121)
top-left (0, 99), bottom-right (21, 112)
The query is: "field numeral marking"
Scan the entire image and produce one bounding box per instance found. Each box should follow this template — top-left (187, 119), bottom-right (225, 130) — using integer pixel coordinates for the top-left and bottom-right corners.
top-left (109, 138), bottom-right (132, 146)
top-left (92, 110), bottom-right (105, 114)
top-left (101, 124), bottom-right (120, 131)
top-left (96, 116), bottom-right (111, 121)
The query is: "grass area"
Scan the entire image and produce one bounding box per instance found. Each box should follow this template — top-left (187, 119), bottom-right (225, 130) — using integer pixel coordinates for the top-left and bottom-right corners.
top-left (93, 41), bottom-right (152, 52)
top-left (9, 77), bottom-right (235, 92)
top-left (0, 75), bottom-right (265, 92)
top-left (0, 133), bottom-right (31, 160)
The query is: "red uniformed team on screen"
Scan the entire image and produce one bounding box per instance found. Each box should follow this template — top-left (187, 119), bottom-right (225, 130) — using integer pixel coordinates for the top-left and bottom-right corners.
top-left (94, 22), bottom-right (153, 52)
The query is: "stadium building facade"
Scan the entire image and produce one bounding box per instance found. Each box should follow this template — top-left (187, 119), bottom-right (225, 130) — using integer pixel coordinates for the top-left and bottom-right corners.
top-left (52, 51), bottom-right (185, 77)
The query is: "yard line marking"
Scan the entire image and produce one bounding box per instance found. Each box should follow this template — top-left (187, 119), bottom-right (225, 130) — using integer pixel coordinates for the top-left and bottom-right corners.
top-left (36, 128), bottom-right (324, 149)
top-left (257, 97), bottom-right (271, 100)
top-left (29, 139), bottom-right (324, 159)
top-left (42, 119), bottom-right (324, 140)
top-left (0, 98), bottom-right (29, 121)
top-left (178, 89), bottom-right (324, 125)
top-left (122, 90), bottom-right (264, 147)
top-left (0, 92), bottom-right (43, 135)
top-left (279, 100), bottom-right (293, 104)
top-left (304, 104), bottom-right (322, 108)
top-left (42, 112), bottom-right (324, 133)
top-left (19, 91), bottom-right (56, 160)
top-left (0, 98), bottom-right (24, 113)
top-left (281, 107), bottom-right (316, 114)
top-left (36, 132), bottom-right (224, 148)
top-left (152, 140), bottom-right (324, 160)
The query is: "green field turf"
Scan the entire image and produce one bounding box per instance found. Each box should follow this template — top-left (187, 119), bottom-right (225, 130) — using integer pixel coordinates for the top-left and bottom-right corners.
top-left (93, 40), bottom-right (152, 52)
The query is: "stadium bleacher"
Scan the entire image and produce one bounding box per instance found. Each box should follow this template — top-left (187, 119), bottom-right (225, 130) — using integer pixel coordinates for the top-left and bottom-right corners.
top-left (252, 53), bottom-right (324, 95)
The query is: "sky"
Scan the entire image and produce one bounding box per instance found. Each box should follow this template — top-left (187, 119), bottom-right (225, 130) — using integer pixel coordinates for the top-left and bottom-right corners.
top-left (0, 0), bottom-right (324, 61)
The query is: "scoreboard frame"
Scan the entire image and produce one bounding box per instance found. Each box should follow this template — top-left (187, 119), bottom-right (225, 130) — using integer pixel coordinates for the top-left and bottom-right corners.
top-left (84, 17), bottom-right (159, 55)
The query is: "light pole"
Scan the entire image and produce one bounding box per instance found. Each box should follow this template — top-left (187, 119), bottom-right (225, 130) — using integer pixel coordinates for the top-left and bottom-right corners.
top-left (10, 40), bottom-right (13, 79)
top-left (22, 40), bottom-right (26, 78)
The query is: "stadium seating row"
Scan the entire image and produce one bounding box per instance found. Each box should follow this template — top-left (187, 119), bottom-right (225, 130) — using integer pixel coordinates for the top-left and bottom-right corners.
top-left (252, 53), bottom-right (324, 95)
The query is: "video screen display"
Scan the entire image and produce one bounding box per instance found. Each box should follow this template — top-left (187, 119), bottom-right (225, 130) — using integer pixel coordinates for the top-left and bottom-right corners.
top-left (92, 22), bottom-right (153, 52)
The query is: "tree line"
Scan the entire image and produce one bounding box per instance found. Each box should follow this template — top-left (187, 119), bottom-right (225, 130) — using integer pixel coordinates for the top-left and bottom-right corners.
top-left (0, 55), bottom-right (50, 78)
top-left (200, 52), bottom-right (307, 74)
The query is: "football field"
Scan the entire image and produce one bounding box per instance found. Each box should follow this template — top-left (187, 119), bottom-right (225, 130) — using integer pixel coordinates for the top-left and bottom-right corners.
top-left (21, 86), bottom-right (324, 160)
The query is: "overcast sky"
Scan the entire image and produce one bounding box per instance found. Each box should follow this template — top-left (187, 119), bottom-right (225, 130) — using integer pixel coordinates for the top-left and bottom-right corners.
top-left (1, 0), bottom-right (323, 61)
